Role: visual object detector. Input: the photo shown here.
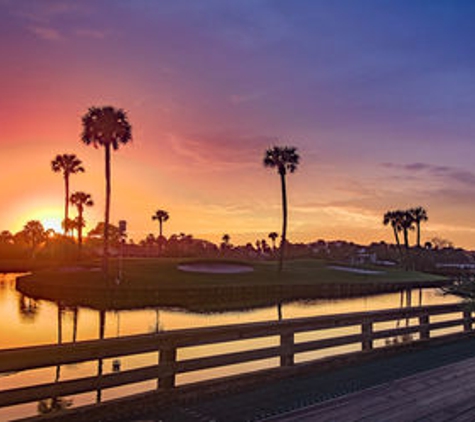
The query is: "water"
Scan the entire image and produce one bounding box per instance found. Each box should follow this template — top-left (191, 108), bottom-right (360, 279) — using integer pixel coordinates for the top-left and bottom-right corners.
top-left (0, 273), bottom-right (459, 420)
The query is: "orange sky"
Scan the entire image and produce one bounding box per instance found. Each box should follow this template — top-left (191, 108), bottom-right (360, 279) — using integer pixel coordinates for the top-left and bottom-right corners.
top-left (2, 1), bottom-right (475, 248)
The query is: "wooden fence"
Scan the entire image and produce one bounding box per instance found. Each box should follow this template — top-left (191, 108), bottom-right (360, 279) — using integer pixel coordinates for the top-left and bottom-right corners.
top-left (0, 303), bottom-right (473, 418)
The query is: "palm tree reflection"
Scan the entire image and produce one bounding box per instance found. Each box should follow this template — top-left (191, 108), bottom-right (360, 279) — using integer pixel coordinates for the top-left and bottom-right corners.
top-left (18, 294), bottom-right (40, 322)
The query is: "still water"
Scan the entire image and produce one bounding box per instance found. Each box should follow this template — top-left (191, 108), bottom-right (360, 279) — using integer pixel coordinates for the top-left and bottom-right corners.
top-left (0, 273), bottom-right (459, 420)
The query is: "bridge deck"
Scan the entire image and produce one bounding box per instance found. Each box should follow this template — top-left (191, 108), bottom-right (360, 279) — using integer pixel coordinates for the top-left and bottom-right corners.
top-left (132, 336), bottom-right (475, 422)
top-left (269, 355), bottom-right (475, 422)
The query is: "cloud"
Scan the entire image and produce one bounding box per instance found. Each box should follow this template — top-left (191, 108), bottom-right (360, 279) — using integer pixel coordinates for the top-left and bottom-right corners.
top-left (27, 25), bottom-right (62, 41)
top-left (382, 162), bottom-right (475, 187)
top-left (164, 132), bottom-right (277, 171)
top-left (74, 28), bottom-right (107, 39)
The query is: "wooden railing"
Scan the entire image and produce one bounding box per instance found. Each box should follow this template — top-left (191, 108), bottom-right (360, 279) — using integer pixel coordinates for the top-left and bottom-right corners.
top-left (0, 303), bottom-right (473, 416)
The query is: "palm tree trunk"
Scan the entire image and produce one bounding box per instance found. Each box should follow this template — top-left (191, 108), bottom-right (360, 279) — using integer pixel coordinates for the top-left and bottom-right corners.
top-left (159, 220), bottom-right (163, 238)
top-left (64, 175), bottom-right (69, 236)
top-left (403, 228), bottom-right (409, 249)
top-left (103, 144), bottom-right (111, 276)
top-left (279, 172), bottom-right (287, 272)
top-left (416, 221), bottom-right (421, 248)
top-left (392, 225), bottom-right (403, 261)
top-left (78, 208), bottom-right (83, 249)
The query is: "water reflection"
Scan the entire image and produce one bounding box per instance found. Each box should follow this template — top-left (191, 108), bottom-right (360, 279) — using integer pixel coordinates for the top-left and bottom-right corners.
top-left (18, 294), bottom-right (40, 322)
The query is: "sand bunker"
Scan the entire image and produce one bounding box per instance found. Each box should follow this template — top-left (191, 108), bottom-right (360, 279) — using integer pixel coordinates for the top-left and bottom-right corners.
top-left (178, 262), bottom-right (254, 274)
top-left (328, 265), bottom-right (384, 275)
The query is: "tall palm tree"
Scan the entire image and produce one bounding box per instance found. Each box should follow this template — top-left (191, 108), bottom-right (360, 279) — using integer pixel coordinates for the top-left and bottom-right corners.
top-left (152, 210), bottom-right (169, 238)
top-left (70, 192), bottom-right (94, 249)
top-left (399, 210), bottom-right (415, 249)
top-left (410, 206), bottom-right (428, 248)
top-left (268, 232), bottom-right (278, 250)
top-left (263, 146), bottom-right (300, 272)
top-left (383, 211), bottom-right (403, 249)
top-left (51, 154), bottom-right (84, 235)
top-left (81, 106), bottom-right (132, 275)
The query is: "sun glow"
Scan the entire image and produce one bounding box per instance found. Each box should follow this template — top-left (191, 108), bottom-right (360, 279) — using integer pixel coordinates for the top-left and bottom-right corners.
top-left (17, 206), bottom-right (64, 234)
top-left (41, 216), bottom-right (63, 233)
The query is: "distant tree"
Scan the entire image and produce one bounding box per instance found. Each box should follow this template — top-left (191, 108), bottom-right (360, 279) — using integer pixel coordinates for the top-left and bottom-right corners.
top-left (81, 106), bottom-right (132, 275)
top-left (409, 206), bottom-right (428, 248)
top-left (152, 210), bottom-right (169, 238)
top-left (263, 145), bottom-right (300, 272)
top-left (20, 220), bottom-right (47, 256)
top-left (430, 237), bottom-right (454, 250)
top-left (70, 192), bottom-right (94, 248)
top-left (222, 234), bottom-right (230, 246)
top-left (87, 222), bottom-right (122, 247)
top-left (51, 154), bottom-right (84, 236)
top-left (0, 230), bottom-right (13, 244)
top-left (268, 232), bottom-right (278, 250)
top-left (61, 218), bottom-right (76, 235)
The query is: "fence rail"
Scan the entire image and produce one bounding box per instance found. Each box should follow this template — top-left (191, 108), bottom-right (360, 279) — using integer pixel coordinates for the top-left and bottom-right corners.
top-left (1, 303), bottom-right (473, 415)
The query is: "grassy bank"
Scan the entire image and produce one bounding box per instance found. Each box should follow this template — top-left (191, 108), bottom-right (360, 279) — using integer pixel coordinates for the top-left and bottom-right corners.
top-left (15, 258), bottom-right (448, 311)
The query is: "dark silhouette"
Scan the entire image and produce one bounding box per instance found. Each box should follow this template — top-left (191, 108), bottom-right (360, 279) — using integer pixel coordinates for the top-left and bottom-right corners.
top-left (263, 146), bottom-right (300, 272)
top-left (410, 206), bottom-right (428, 248)
top-left (51, 154), bottom-right (84, 236)
top-left (152, 210), bottom-right (169, 238)
top-left (222, 233), bottom-right (230, 245)
top-left (383, 211), bottom-right (403, 250)
top-left (268, 232), bottom-right (278, 250)
top-left (383, 209), bottom-right (418, 249)
top-left (81, 106), bottom-right (132, 276)
top-left (19, 220), bottom-right (47, 257)
top-left (87, 222), bottom-right (122, 246)
top-left (399, 211), bottom-right (415, 249)
top-left (70, 192), bottom-right (94, 249)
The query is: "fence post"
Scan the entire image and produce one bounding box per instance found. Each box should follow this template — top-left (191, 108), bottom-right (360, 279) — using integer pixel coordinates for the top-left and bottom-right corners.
top-left (158, 345), bottom-right (177, 389)
top-left (419, 313), bottom-right (430, 340)
top-left (280, 332), bottom-right (294, 366)
top-left (463, 310), bottom-right (472, 332)
top-left (362, 320), bottom-right (373, 351)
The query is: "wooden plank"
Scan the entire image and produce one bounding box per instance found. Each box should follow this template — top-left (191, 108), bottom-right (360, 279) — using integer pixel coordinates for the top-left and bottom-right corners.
top-left (177, 345), bottom-right (281, 373)
top-left (372, 325), bottom-right (421, 340)
top-left (0, 363), bottom-right (169, 407)
top-left (429, 318), bottom-right (465, 331)
top-left (293, 333), bottom-right (363, 354)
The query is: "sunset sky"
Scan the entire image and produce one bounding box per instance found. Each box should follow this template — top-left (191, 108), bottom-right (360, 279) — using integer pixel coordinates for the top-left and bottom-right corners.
top-left (1, 0), bottom-right (475, 248)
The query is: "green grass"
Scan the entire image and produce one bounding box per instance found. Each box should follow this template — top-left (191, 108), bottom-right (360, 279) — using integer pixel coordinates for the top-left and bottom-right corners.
top-left (19, 257), bottom-right (446, 289)
top-left (15, 258), bottom-right (448, 311)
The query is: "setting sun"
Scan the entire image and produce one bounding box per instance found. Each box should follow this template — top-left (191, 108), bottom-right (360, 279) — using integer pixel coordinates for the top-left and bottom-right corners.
top-left (40, 216), bottom-right (63, 233)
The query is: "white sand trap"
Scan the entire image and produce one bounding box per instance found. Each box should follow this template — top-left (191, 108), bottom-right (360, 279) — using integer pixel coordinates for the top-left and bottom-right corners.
top-left (178, 262), bottom-right (254, 274)
top-left (328, 265), bottom-right (384, 275)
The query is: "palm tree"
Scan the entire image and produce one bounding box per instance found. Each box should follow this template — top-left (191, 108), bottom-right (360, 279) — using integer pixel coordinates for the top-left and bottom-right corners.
top-left (152, 210), bottom-right (169, 238)
top-left (81, 106), bottom-right (132, 275)
top-left (383, 210), bottom-right (403, 249)
top-left (268, 232), bottom-right (278, 250)
top-left (51, 154), bottom-right (84, 235)
top-left (399, 210), bottom-right (415, 249)
top-left (410, 206), bottom-right (428, 248)
top-left (70, 192), bottom-right (94, 249)
top-left (263, 146), bottom-right (300, 272)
